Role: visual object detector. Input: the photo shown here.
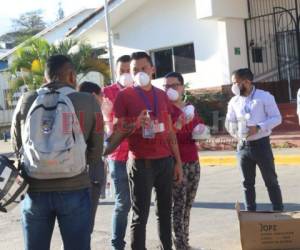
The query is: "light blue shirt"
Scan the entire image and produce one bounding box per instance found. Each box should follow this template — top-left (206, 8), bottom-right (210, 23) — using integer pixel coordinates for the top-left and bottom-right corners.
top-left (226, 87), bottom-right (282, 141)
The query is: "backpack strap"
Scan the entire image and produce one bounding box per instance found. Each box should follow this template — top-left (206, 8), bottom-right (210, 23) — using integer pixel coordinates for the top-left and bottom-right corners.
top-left (36, 85), bottom-right (76, 96)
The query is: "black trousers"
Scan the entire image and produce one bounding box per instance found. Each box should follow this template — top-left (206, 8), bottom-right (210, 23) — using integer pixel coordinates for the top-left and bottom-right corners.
top-left (237, 137), bottom-right (283, 211)
top-left (127, 156), bottom-right (174, 250)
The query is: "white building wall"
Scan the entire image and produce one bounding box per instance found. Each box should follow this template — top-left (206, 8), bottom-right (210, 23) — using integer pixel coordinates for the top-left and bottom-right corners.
top-left (196, 0), bottom-right (248, 19)
top-left (215, 18), bottom-right (248, 85)
top-left (76, 25), bottom-right (108, 48)
top-left (0, 49), bottom-right (9, 57)
top-left (111, 0), bottom-right (219, 89)
top-left (224, 19), bottom-right (248, 79)
top-left (77, 71), bottom-right (104, 86)
top-left (42, 9), bottom-right (95, 44)
top-left (111, 0), bottom-right (248, 89)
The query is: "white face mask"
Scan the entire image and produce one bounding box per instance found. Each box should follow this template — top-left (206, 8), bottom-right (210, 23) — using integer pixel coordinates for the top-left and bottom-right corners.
top-left (166, 88), bottom-right (179, 101)
top-left (231, 84), bottom-right (240, 96)
top-left (118, 73), bottom-right (133, 87)
top-left (134, 72), bottom-right (150, 87)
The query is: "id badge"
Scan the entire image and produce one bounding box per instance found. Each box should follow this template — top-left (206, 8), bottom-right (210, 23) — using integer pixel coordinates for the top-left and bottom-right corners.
top-left (143, 120), bottom-right (155, 139)
top-left (153, 120), bottom-right (165, 133)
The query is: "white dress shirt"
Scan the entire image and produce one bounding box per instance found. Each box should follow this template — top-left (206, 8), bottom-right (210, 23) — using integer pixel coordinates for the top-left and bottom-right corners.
top-left (225, 87), bottom-right (282, 141)
top-left (297, 88), bottom-right (300, 116)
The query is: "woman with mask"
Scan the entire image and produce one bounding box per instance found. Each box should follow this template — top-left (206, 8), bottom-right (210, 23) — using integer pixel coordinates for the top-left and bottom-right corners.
top-left (164, 72), bottom-right (207, 250)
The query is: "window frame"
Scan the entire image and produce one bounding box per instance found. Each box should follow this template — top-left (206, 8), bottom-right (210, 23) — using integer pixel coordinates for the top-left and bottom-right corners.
top-left (150, 42), bottom-right (196, 79)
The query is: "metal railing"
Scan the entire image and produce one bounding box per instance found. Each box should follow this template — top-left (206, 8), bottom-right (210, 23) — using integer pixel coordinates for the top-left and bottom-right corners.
top-left (247, 0), bottom-right (298, 18)
top-left (245, 0), bottom-right (300, 101)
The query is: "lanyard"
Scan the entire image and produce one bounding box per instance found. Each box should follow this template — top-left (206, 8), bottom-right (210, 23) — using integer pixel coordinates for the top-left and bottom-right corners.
top-left (134, 86), bottom-right (158, 117)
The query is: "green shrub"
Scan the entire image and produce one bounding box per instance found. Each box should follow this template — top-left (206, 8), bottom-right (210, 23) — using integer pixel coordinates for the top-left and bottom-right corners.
top-left (184, 85), bottom-right (230, 126)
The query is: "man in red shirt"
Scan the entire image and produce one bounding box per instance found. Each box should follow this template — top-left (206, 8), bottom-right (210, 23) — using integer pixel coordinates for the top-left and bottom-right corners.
top-left (102, 55), bottom-right (133, 250)
top-left (104, 52), bottom-right (183, 250)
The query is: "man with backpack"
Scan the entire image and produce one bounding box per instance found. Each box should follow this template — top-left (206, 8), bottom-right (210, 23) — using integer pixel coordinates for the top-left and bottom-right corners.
top-left (11, 55), bottom-right (103, 250)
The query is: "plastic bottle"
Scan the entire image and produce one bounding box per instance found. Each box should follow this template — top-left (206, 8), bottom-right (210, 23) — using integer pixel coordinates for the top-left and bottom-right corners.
top-left (237, 116), bottom-right (249, 140)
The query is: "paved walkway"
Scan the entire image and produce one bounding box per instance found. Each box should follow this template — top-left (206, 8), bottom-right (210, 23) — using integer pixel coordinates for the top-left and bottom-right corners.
top-left (0, 140), bottom-right (299, 250)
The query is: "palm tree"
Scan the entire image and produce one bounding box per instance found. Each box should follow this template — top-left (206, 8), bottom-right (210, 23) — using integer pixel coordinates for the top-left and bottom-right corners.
top-left (9, 38), bottom-right (110, 93)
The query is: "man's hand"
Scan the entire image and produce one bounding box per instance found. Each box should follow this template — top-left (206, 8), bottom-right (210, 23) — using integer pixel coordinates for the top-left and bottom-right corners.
top-left (173, 160), bottom-right (183, 185)
top-left (247, 126), bottom-right (259, 138)
top-left (103, 130), bottom-right (128, 156)
top-left (101, 97), bottom-right (113, 122)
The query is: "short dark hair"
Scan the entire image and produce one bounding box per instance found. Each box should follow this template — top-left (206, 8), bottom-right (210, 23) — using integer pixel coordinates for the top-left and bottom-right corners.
top-left (232, 68), bottom-right (254, 82)
top-left (45, 55), bottom-right (75, 81)
top-left (131, 51), bottom-right (153, 66)
top-left (117, 55), bottom-right (131, 64)
top-left (164, 72), bottom-right (184, 85)
top-left (78, 81), bottom-right (101, 95)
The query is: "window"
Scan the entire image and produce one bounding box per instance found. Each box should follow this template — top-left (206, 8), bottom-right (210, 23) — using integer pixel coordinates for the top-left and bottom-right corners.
top-left (252, 47), bottom-right (263, 63)
top-left (151, 43), bottom-right (196, 78)
top-left (174, 44), bottom-right (196, 73)
top-left (154, 49), bottom-right (173, 78)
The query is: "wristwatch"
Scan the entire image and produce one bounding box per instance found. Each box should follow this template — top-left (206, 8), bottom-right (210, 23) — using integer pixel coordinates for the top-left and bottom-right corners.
top-left (256, 125), bottom-right (261, 131)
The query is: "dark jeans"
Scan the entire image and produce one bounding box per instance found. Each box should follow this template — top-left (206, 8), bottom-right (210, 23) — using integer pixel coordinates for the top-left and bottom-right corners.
top-left (22, 188), bottom-right (91, 250)
top-left (128, 156), bottom-right (174, 250)
top-left (237, 137), bottom-right (283, 211)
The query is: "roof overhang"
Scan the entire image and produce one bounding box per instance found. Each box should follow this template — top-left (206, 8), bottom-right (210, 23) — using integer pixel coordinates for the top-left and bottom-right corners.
top-left (66, 0), bottom-right (148, 38)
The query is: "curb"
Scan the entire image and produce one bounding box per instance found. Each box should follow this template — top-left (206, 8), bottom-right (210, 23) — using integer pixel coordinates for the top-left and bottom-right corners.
top-left (199, 155), bottom-right (300, 166)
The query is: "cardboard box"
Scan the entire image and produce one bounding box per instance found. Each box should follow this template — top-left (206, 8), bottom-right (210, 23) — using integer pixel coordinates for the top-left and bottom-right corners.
top-left (236, 203), bottom-right (300, 250)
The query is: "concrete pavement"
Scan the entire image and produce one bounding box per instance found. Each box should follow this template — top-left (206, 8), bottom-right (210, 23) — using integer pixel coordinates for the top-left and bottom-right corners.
top-left (0, 140), bottom-right (299, 250)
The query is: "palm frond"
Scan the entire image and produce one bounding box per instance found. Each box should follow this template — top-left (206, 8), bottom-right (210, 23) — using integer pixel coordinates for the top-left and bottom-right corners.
top-left (9, 38), bottom-right (111, 92)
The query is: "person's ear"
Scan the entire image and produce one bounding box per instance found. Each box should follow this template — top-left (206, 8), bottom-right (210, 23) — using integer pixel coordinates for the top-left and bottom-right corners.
top-left (151, 66), bottom-right (156, 79)
top-left (69, 71), bottom-right (77, 86)
top-left (179, 85), bottom-right (184, 92)
top-left (44, 72), bottom-right (50, 83)
top-left (152, 66), bottom-right (156, 74)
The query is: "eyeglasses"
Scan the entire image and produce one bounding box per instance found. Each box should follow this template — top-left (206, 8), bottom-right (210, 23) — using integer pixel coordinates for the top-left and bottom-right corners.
top-left (163, 83), bottom-right (182, 89)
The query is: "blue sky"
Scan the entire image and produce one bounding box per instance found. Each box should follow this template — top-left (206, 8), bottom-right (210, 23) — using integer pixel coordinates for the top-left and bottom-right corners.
top-left (0, 0), bottom-right (104, 36)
